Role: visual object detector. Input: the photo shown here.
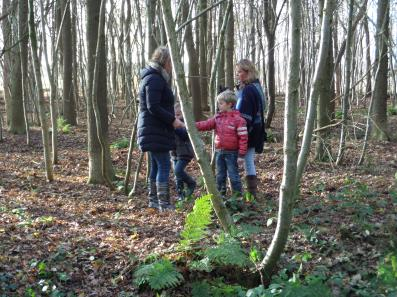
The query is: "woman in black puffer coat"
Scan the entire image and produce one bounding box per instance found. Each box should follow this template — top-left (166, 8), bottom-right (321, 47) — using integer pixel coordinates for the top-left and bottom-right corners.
top-left (137, 46), bottom-right (184, 211)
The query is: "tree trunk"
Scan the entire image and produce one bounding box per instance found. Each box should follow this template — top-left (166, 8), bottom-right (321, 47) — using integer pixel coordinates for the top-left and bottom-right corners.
top-left (146, 0), bottom-right (157, 58)
top-left (161, 0), bottom-right (233, 232)
top-left (370, 0), bottom-right (389, 141)
top-left (2, 0), bottom-right (25, 134)
top-left (183, 0), bottom-right (202, 120)
top-left (265, 34), bottom-right (276, 128)
top-left (62, 0), bottom-right (76, 125)
top-left (224, 3), bottom-right (234, 89)
top-left (296, 0), bottom-right (333, 186)
top-left (260, 0), bottom-right (300, 281)
top-left (199, 0), bottom-right (208, 111)
top-left (336, 0), bottom-right (354, 165)
top-left (28, 0), bottom-right (53, 181)
top-left (315, 1), bottom-right (334, 161)
top-left (86, 0), bottom-right (114, 184)
top-left (18, 0), bottom-right (30, 143)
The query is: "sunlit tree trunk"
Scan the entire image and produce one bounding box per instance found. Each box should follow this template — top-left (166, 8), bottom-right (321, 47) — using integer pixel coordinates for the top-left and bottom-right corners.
top-left (224, 3), bottom-right (234, 89)
top-left (161, 0), bottom-right (233, 232)
top-left (86, 0), bottom-right (114, 184)
top-left (28, 0), bottom-right (53, 181)
top-left (260, 0), bottom-right (300, 281)
top-left (199, 0), bottom-right (208, 111)
top-left (336, 0), bottom-right (354, 165)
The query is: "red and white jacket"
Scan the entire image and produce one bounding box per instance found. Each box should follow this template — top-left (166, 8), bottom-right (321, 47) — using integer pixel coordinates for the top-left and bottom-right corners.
top-left (196, 110), bottom-right (248, 156)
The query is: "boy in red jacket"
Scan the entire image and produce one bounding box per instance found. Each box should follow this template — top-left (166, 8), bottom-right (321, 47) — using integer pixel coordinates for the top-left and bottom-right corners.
top-left (196, 90), bottom-right (248, 196)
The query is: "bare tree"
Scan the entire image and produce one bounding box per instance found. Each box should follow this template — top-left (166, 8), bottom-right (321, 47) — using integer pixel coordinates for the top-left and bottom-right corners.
top-left (28, 0), bottom-right (53, 181)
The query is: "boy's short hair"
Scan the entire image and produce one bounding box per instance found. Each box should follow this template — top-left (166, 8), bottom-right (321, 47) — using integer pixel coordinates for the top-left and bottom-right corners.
top-left (216, 90), bottom-right (237, 107)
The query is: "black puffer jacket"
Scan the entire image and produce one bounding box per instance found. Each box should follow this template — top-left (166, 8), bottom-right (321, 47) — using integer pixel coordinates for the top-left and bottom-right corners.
top-left (171, 127), bottom-right (194, 161)
top-left (137, 66), bottom-right (176, 152)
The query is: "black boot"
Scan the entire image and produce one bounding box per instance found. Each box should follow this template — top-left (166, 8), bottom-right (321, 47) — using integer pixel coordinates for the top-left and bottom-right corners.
top-left (157, 182), bottom-right (175, 212)
top-left (245, 175), bottom-right (258, 199)
top-left (148, 179), bottom-right (159, 209)
top-left (185, 178), bottom-right (196, 197)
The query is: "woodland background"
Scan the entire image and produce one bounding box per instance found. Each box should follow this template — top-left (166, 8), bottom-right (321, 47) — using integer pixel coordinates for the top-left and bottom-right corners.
top-left (1, 0), bottom-right (397, 296)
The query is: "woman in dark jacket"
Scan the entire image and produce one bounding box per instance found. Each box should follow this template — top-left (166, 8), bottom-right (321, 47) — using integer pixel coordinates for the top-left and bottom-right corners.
top-left (137, 46), bottom-right (184, 211)
top-left (235, 59), bottom-right (266, 198)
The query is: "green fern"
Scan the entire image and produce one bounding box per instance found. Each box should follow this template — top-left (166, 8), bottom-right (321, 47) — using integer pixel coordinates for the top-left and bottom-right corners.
top-left (205, 235), bottom-right (250, 268)
top-left (56, 117), bottom-right (71, 134)
top-left (179, 194), bottom-right (213, 248)
top-left (133, 258), bottom-right (184, 291)
top-left (191, 279), bottom-right (246, 297)
top-left (188, 257), bottom-right (213, 272)
top-left (110, 137), bottom-right (130, 149)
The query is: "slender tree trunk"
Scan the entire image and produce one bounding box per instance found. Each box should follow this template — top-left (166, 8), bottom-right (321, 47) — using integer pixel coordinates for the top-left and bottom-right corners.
top-left (18, 0), bottom-right (30, 144)
top-left (62, 0), bottom-right (76, 125)
top-left (3, 0), bottom-right (25, 134)
top-left (336, 0), bottom-right (354, 165)
top-left (260, 0), bottom-right (300, 281)
top-left (28, 0), bottom-right (53, 181)
top-left (296, 0), bottom-right (333, 185)
top-left (183, 0), bottom-right (202, 120)
top-left (161, 0), bottom-right (233, 232)
top-left (146, 0), bottom-right (157, 58)
top-left (199, 0), bottom-right (208, 111)
top-left (224, 3), bottom-right (234, 89)
top-left (370, 0), bottom-right (389, 141)
top-left (86, 0), bottom-right (114, 184)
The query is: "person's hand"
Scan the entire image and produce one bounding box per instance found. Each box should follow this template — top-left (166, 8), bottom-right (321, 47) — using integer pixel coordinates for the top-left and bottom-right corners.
top-left (173, 118), bottom-right (185, 129)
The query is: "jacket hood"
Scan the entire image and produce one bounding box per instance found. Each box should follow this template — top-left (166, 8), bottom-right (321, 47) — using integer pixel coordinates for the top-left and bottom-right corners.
top-left (140, 66), bottom-right (159, 80)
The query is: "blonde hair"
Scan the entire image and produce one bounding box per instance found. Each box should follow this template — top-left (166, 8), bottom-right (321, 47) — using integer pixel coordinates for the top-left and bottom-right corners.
top-left (150, 46), bottom-right (170, 67)
top-left (236, 59), bottom-right (258, 83)
top-left (217, 90), bottom-right (237, 107)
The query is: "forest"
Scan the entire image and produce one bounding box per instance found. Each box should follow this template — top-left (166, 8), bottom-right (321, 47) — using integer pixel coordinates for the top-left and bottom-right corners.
top-left (1, 0), bottom-right (397, 296)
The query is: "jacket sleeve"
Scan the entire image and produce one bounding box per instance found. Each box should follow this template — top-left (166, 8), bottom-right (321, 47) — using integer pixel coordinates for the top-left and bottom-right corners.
top-left (175, 127), bottom-right (189, 141)
top-left (145, 77), bottom-right (175, 125)
top-left (196, 117), bottom-right (216, 131)
top-left (236, 117), bottom-right (248, 156)
top-left (236, 86), bottom-right (257, 131)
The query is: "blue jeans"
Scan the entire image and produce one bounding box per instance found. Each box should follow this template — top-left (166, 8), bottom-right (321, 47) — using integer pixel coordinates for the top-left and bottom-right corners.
top-left (243, 147), bottom-right (256, 176)
top-left (215, 150), bottom-right (242, 194)
top-left (149, 151), bottom-right (171, 183)
top-left (173, 159), bottom-right (195, 194)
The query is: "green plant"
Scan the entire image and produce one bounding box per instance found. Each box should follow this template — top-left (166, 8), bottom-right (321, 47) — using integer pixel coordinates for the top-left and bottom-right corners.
top-left (377, 251), bottom-right (397, 293)
top-left (179, 194), bottom-right (213, 248)
top-left (133, 258), bottom-right (184, 291)
top-left (205, 234), bottom-right (250, 268)
top-left (110, 138), bottom-right (130, 149)
top-left (191, 279), bottom-right (246, 297)
top-left (57, 117), bottom-right (71, 134)
top-left (335, 110), bottom-right (343, 119)
top-left (387, 106), bottom-right (397, 116)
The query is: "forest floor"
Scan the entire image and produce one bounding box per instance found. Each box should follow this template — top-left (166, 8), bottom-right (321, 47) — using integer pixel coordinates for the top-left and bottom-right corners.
top-left (1, 106), bottom-right (397, 297)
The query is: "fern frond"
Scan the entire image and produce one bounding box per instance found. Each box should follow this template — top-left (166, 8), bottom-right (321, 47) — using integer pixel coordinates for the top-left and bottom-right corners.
top-left (188, 257), bottom-right (213, 272)
top-left (133, 259), bottom-right (184, 291)
top-left (205, 236), bottom-right (250, 268)
top-left (179, 194), bottom-right (213, 248)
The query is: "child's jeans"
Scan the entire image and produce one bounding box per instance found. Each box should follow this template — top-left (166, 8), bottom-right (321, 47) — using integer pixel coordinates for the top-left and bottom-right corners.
top-left (215, 150), bottom-right (242, 195)
top-left (173, 159), bottom-right (196, 198)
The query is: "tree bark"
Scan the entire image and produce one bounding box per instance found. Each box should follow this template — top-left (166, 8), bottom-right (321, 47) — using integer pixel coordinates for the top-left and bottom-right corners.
top-left (28, 0), bottom-right (54, 181)
top-left (296, 0), bottom-right (333, 186)
top-left (370, 0), bottom-right (389, 141)
top-left (260, 0), bottom-right (300, 281)
top-left (62, 0), bottom-right (76, 125)
top-left (86, 0), bottom-right (114, 184)
top-left (182, 0), bottom-right (202, 120)
top-left (336, 0), bottom-right (354, 165)
top-left (224, 3), bottom-right (234, 89)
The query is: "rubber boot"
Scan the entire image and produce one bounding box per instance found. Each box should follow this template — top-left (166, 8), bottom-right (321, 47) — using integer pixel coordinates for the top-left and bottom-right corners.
top-left (147, 179), bottom-right (159, 209)
top-left (185, 178), bottom-right (196, 197)
top-left (176, 182), bottom-right (185, 201)
top-left (157, 182), bottom-right (175, 212)
top-left (245, 175), bottom-right (258, 199)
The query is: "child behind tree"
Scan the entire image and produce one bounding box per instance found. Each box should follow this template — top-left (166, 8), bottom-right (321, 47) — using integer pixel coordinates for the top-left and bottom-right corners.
top-left (171, 103), bottom-right (196, 201)
top-left (196, 90), bottom-right (248, 196)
